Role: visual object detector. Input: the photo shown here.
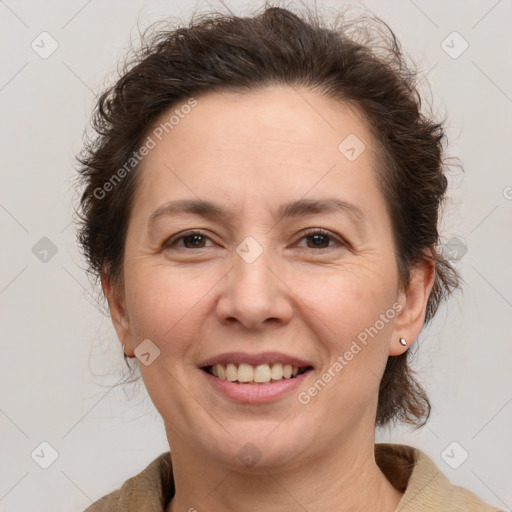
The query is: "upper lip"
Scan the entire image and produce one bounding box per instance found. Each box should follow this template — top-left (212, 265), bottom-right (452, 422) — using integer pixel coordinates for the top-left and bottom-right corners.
top-left (199, 351), bottom-right (313, 368)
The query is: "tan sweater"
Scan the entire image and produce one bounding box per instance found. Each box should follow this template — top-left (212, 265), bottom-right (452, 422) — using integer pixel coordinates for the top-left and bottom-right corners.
top-left (84, 443), bottom-right (503, 511)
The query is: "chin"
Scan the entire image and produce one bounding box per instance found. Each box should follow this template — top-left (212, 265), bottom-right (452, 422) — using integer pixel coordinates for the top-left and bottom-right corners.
top-left (195, 420), bottom-right (314, 473)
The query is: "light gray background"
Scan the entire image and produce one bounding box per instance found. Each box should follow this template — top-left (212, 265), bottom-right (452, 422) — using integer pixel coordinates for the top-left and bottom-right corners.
top-left (1, 0), bottom-right (511, 510)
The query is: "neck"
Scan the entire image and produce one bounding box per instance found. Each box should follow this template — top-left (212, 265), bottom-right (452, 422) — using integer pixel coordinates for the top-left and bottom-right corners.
top-left (165, 430), bottom-right (403, 512)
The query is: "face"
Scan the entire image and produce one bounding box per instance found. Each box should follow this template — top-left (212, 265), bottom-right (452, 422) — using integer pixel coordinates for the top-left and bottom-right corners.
top-left (105, 86), bottom-right (431, 471)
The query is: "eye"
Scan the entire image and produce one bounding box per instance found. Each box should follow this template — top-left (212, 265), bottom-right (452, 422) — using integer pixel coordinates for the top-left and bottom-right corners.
top-left (296, 228), bottom-right (346, 250)
top-left (164, 228), bottom-right (348, 251)
top-left (164, 230), bottom-right (215, 249)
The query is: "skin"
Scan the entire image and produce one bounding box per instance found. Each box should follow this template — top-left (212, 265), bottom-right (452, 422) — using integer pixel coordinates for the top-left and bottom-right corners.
top-left (102, 85), bottom-right (434, 512)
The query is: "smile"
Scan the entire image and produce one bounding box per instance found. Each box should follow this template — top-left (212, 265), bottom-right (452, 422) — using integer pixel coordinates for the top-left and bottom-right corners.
top-left (199, 351), bottom-right (314, 402)
top-left (203, 363), bottom-right (311, 384)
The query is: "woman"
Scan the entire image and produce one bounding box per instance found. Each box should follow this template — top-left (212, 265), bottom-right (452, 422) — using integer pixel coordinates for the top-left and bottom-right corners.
top-left (76, 5), bottom-right (501, 511)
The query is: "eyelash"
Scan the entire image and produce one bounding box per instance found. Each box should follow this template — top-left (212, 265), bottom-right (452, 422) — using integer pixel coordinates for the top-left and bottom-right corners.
top-left (164, 228), bottom-right (348, 252)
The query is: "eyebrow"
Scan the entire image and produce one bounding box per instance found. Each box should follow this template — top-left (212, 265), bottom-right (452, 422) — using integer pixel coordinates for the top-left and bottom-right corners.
top-left (148, 198), bottom-right (366, 228)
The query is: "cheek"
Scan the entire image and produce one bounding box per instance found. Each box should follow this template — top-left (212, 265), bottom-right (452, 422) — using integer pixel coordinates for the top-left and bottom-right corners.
top-left (122, 264), bottom-right (219, 419)
top-left (290, 264), bottom-right (399, 407)
top-left (123, 262), bottom-right (216, 355)
top-left (294, 272), bottom-right (398, 416)
top-left (295, 263), bottom-right (398, 341)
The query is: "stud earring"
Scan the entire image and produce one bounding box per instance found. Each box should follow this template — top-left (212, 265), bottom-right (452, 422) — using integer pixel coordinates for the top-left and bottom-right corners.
top-left (399, 337), bottom-right (407, 346)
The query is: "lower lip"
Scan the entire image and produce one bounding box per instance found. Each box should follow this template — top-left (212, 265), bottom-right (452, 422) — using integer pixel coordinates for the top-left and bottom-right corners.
top-left (202, 369), bottom-right (312, 403)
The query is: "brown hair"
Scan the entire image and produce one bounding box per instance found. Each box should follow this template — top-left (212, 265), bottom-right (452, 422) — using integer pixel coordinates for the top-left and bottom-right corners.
top-left (75, 3), bottom-right (459, 427)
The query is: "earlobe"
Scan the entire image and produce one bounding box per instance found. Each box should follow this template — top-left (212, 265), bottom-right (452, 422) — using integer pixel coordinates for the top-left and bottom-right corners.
top-left (100, 271), bottom-right (134, 356)
top-left (389, 259), bottom-right (435, 356)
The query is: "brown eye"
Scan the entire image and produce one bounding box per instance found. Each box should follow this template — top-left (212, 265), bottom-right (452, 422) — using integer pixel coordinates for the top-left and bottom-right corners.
top-left (305, 233), bottom-right (331, 249)
top-left (296, 229), bottom-right (346, 250)
top-left (165, 231), bottom-right (213, 249)
top-left (181, 233), bottom-right (208, 248)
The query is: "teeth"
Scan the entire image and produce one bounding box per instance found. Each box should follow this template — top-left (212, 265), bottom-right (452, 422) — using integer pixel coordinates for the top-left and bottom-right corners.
top-left (254, 364), bottom-right (271, 383)
top-left (209, 363), bottom-right (305, 384)
top-left (271, 363), bottom-right (283, 380)
top-left (237, 364), bottom-right (254, 382)
top-left (226, 363), bottom-right (237, 382)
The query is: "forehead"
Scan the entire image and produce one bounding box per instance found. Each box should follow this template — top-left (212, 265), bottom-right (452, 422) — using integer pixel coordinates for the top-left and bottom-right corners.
top-left (147, 86), bottom-right (370, 154)
top-left (133, 86), bottom-right (382, 218)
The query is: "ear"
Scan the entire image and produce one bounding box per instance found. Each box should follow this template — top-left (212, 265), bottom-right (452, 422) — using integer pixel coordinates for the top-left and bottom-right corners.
top-left (389, 258), bottom-right (435, 356)
top-left (101, 269), bottom-right (134, 357)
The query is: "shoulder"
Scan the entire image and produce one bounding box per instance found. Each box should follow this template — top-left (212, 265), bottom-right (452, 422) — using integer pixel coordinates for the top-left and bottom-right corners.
top-left (375, 443), bottom-right (503, 512)
top-left (83, 452), bottom-right (174, 512)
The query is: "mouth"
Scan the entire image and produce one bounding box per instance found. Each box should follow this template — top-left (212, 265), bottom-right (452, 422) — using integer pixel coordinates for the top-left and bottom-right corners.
top-left (199, 352), bottom-right (314, 403)
top-left (202, 363), bottom-right (313, 385)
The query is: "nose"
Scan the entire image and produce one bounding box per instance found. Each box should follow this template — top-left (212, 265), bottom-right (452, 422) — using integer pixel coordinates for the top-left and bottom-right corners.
top-left (215, 244), bottom-right (293, 330)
